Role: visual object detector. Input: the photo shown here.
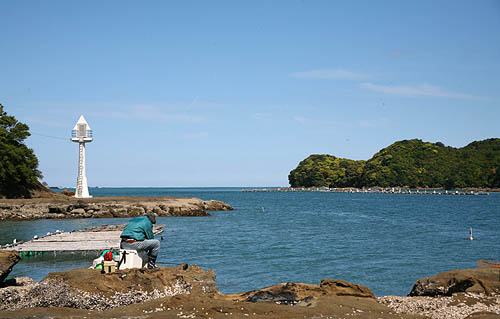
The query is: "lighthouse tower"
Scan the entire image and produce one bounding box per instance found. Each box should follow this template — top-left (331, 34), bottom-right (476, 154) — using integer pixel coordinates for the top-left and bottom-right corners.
top-left (71, 115), bottom-right (93, 198)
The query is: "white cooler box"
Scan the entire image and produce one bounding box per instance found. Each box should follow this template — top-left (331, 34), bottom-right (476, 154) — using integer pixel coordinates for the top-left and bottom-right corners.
top-left (116, 249), bottom-right (148, 270)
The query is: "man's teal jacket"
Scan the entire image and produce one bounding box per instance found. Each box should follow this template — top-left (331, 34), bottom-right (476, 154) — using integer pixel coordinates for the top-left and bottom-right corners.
top-left (120, 216), bottom-right (154, 241)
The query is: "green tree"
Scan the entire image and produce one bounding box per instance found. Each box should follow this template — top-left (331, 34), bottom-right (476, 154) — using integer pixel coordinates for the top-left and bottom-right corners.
top-left (0, 104), bottom-right (42, 198)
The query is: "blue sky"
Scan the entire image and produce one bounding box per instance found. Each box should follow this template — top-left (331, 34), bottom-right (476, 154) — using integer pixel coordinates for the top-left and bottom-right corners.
top-left (1, 1), bottom-right (499, 187)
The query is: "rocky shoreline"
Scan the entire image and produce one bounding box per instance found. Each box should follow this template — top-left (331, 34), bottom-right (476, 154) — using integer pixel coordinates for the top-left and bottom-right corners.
top-left (0, 196), bottom-right (233, 221)
top-left (0, 250), bottom-right (499, 318)
top-left (379, 294), bottom-right (500, 319)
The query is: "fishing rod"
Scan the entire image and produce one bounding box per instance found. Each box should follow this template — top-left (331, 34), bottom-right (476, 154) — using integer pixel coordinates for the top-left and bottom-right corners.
top-left (156, 260), bottom-right (215, 269)
top-left (156, 261), bottom-right (183, 266)
top-left (156, 261), bottom-right (190, 270)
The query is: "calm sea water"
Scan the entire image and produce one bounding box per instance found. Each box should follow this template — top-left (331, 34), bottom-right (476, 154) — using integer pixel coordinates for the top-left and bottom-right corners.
top-left (1, 187), bottom-right (499, 296)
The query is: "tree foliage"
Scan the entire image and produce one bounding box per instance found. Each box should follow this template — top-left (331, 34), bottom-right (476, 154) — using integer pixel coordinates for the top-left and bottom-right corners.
top-left (289, 139), bottom-right (500, 189)
top-left (288, 155), bottom-right (365, 188)
top-left (0, 104), bottom-right (42, 198)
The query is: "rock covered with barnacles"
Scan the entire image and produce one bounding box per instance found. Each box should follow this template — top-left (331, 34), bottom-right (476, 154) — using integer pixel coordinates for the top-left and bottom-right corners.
top-left (0, 276), bottom-right (35, 306)
top-left (0, 264), bottom-right (218, 311)
top-left (379, 293), bottom-right (500, 319)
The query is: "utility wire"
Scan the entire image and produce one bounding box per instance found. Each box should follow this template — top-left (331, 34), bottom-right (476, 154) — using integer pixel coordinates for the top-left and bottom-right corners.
top-left (31, 132), bottom-right (70, 141)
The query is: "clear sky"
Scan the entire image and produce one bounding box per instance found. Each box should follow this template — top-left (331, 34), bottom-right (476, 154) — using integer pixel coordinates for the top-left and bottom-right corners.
top-left (1, 1), bottom-right (499, 187)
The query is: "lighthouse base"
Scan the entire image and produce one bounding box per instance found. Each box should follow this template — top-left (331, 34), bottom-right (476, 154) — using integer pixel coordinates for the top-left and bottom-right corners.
top-left (74, 195), bottom-right (93, 199)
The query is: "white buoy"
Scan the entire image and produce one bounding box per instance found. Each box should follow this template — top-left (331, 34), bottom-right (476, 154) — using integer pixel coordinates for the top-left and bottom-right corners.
top-left (71, 115), bottom-right (93, 198)
top-left (469, 227), bottom-right (474, 240)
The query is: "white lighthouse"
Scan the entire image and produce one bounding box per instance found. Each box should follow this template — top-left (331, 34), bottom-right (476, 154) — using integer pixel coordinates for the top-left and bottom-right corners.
top-left (71, 115), bottom-right (93, 198)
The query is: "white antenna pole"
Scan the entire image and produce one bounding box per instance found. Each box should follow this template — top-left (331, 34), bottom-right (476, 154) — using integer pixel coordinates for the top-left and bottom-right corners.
top-left (71, 115), bottom-right (93, 198)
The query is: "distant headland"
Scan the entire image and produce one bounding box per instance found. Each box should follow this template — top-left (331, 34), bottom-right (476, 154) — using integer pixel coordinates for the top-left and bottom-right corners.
top-left (288, 138), bottom-right (500, 189)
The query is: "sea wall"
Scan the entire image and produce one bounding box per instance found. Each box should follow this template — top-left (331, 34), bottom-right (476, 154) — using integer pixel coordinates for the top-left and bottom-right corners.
top-left (0, 197), bottom-right (233, 221)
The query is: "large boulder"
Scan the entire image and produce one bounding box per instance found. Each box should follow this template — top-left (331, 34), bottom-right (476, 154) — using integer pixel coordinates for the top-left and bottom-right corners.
top-left (237, 279), bottom-right (375, 305)
top-left (0, 250), bottom-right (20, 284)
top-left (320, 279), bottom-right (376, 298)
top-left (409, 268), bottom-right (500, 296)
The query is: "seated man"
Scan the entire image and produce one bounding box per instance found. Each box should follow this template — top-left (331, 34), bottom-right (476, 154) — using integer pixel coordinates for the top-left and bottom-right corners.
top-left (120, 213), bottom-right (160, 269)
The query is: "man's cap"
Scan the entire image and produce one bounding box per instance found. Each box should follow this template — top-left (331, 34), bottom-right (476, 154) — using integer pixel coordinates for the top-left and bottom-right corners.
top-left (146, 213), bottom-right (156, 224)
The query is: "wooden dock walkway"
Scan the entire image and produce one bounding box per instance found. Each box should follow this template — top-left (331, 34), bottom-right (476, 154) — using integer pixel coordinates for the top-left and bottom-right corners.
top-left (0, 224), bottom-right (165, 252)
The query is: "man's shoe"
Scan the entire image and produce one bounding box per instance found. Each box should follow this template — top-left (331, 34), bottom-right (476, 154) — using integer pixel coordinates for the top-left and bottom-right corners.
top-left (147, 255), bottom-right (160, 269)
top-left (147, 262), bottom-right (159, 269)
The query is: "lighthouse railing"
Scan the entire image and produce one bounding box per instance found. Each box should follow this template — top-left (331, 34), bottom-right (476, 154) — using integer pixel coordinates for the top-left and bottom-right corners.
top-left (72, 130), bottom-right (93, 138)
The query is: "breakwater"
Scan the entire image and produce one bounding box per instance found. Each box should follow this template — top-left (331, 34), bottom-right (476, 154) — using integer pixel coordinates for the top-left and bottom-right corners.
top-left (0, 196), bottom-right (233, 221)
top-left (242, 187), bottom-right (491, 195)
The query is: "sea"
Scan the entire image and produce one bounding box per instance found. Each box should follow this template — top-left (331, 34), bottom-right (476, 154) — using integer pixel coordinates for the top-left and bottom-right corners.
top-left (1, 187), bottom-right (499, 297)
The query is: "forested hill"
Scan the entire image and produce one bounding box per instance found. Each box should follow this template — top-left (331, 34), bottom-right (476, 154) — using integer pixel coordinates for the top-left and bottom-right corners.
top-left (288, 139), bottom-right (500, 189)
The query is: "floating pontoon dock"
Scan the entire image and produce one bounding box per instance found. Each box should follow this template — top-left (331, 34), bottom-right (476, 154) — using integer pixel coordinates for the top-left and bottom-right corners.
top-left (0, 224), bottom-right (164, 252)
